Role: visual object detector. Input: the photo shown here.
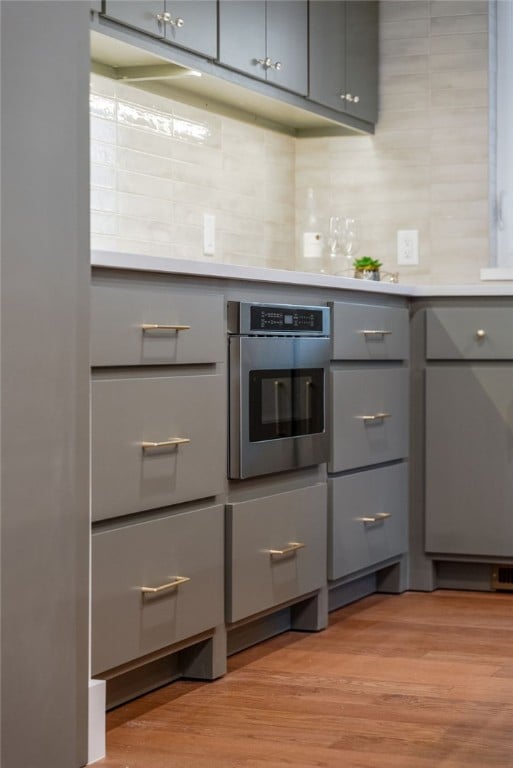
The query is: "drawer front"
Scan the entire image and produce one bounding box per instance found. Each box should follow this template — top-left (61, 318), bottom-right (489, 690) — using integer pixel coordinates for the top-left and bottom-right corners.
top-left (330, 367), bottom-right (409, 473)
top-left (91, 279), bottom-right (224, 366)
top-left (92, 373), bottom-right (226, 521)
top-left (331, 302), bottom-right (409, 361)
top-left (91, 504), bottom-right (224, 675)
top-left (226, 484), bottom-right (327, 624)
top-left (329, 463), bottom-right (408, 580)
top-left (426, 307), bottom-right (513, 360)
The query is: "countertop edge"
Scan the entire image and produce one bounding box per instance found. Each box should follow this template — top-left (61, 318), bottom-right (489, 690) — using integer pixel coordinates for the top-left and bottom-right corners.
top-left (91, 251), bottom-right (513, 297)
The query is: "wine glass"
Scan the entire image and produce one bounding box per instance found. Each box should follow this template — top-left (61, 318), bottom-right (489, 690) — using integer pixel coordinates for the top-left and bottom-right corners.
top-left (340, 217), bottom-right (362, 269)
top-left (328, 216), bottom-right (341, 262)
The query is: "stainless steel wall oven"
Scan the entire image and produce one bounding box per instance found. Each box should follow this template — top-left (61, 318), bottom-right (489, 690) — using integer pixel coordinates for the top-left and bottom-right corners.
top-left (228, 302), bottom-right (330, 479)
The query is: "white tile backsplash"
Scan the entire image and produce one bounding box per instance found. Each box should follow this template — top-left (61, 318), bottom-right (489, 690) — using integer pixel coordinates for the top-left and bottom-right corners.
top-left (91, 0), bottom-right (490, 284)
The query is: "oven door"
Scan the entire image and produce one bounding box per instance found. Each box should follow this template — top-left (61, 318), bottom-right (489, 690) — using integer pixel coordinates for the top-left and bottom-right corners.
top-left (229, 335), bottom-right (329, 479)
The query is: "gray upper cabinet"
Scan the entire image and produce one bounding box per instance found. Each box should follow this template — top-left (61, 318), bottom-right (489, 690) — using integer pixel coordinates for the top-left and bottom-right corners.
top-left (218, 0), bottom-right (308, 95)
top-left (102, 0), bottom-right (218, 58)
top-left (309, 0), bottom-right (378, 124)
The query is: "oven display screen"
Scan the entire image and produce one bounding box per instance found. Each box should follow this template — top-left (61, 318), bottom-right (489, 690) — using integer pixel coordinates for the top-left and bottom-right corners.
top-left (249, 368), bottom-right (324, 442)
top-left (250, 306), bottom-right (324, 333)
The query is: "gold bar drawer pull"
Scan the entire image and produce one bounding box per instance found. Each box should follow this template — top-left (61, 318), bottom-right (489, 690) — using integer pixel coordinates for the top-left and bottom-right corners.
top-left (268, 542), bottom-right (306, 559)
top-left (141, 575), bottom-right (190, 594)
top-left (357, 412), bottom-right (391, 422)
top-left (141, 437), bottom-right (190, 451)
top-left (359, 512), bottom-right (392, 524)
top-left (142, 324), bottom-right (191, 332)
top-left (361, 329), bottom-right (392, 336)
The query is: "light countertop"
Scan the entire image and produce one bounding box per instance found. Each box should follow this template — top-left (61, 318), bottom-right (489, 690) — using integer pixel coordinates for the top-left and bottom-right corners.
top-left (91, 250), bottom-right (513, 297)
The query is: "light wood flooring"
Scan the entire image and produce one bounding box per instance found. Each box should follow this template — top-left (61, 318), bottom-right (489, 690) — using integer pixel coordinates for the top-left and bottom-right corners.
top-left (96, 590), bottom-right (513, 767)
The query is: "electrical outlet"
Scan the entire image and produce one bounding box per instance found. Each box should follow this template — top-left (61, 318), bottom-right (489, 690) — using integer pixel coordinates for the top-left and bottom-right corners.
top-left (397, 229), bottom-right (419, 265)
top-left (203, 213), bottom-right (215, 256)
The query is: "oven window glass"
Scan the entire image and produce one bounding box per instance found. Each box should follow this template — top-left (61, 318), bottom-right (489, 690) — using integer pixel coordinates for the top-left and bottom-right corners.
top-left (249, 368), bottom-right (324, 442)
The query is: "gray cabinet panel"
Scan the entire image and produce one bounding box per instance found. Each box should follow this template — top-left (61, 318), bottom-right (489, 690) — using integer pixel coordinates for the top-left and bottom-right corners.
top-left (226, 484), bottom-right (327, 623)
top-left (345, 1), bottom-right (378, 123)
top-left (218, 1), bottom-right (266, 80)
top-left (218, 0), bottom-right (307, 95)
top-left (329, 463), bottom-right (408, 580)
top-left (266, 1), bottom-right (307, 95)
top-left (163, 1), bottom-right (217, 58)
top-left (92, 373), bottom-right (226, 521)
top-left (331, 302), bottom-right (409, 361)
top-left (103, 1), bottom-right (164, 37)
top-left (91, 279), bottom-right (224, 366)
top-left (309, 1), bottom-right (346, 112)
top-left (426, 307), bottom-right (513, 360)
top-left (103, 0), bottom-right (217, 56)
top-left (92, 504), bottom-right (224, 674)
top-left (330, 367), bottom-right (409, 472)
top-left (425, 366), bottom-right (513, 557)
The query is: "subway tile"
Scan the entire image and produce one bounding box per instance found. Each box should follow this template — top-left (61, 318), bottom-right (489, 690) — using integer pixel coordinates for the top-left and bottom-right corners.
top-left (381, 1), bottom-right (430, 22)
top-left (429, 31), bottom-right (488, 53)
top-left (90, 164), bottom-right (116, 189)
top-left (171, 141), bottom-right (222, 168)
top-left (430, 216), bottom-right (488, 238)
top-left (381, 18), bottom-right (430, 41)
top-left (431, 200), bottom-right (489, 219)
top-left (430, 141), bottom-right (488, 165)
top-left (90, 116), bottom-right (117, 143)
top-left (380, 73), bottom-right (429, 96)
top-left (431, 180), bottom-right (488, 203)
top-left (170, 158), bottom-right (221, 189)
top-left (377, 109), bottom-right (430, 133)
top-left (217, 211), bottom-right (266, 238)
top-left (91, 188), bottom-right (117, 213)
top-left (90, 93), bottom-right (116, 122)
top-left (430, 1), bottom-right (488, 18)
top-left (116, 146), bottom-right (175, 179)
top-left (430, 50), bottom-right (488, 72)
top-left (117, 169), bottom-right (174, 200)
top-left (171, 202), bottom-right (204, 228)
top-left (380, 90), bottom-right (430, 112)
top-left (90, 74), bottom-right (117, 97)
top-left (91, 212), bottom-right (118, 236)
top-left (117, 124), bottom-right (174, 158)
top-left (381, 36), bottom-right (430, 57)
top-left (173, 180), bottom-right (219, 208)
top-left (90, 141), bottom-right (116, 166)
top-left (380, 55), bottom-right (429, 77)
top-left (430, 88), bottom-right (488, 109)
top-left (117, 192), bottom-right (173, 222)
top-left (430, 14), bottom-right (488, 36)
top-left (430, 68), bottom-right (488, 91)
top-left (430, 162), bottom-right (488, 184)
top-left (116, 216), bottom-right (175, 243)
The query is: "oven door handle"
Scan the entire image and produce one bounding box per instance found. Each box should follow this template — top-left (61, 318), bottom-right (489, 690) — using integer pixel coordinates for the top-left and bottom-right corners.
top-left (274, 379), bottom-right (282, 435)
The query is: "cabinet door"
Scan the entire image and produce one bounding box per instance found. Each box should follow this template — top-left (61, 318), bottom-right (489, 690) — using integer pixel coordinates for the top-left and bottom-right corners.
top-left (92, 373), bottom-right (226, 521)
top-left (309, 1), bottom-right (346, 112)
top-left (163, 1), bottom-right (217, 58)
top-left (425, 366), bottom-right (513, 557)
top-left (266, 0), bottom-right (308, 94)
top-left (218, 1), bottom-right (267, 81)
top-left (345, 0), bottom-right (378, 123)
top-left (329, 463), bottom-right (408, 581)
top-left (103, 1), bottom-right (165, 37)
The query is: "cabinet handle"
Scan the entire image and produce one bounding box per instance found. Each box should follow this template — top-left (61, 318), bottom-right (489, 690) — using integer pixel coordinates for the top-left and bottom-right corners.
top-left (339, 93), bottom-right (346, 100)
top-left (360, 329), bottom-right (392, 336)
top-left (345, 93), bottom-right (360, 103)
top-left (268, 542), bottom-right (305, 558)
top-left (141, 575), bottom-right (190, 594)
top-left (357, 412), bottom-right (391, 423)
top-left (256, 57), bottom-right (282, 71)
top-left (359, 512), bottom-right (391, 524)
top-left (476, 329), bottom-right (486, 339)
top-left (141, 437), bottom-right (190, 451)
top-left (142, 323), bottom-right (191, 332)
top-left (156, 12), bottom-right (184, 28)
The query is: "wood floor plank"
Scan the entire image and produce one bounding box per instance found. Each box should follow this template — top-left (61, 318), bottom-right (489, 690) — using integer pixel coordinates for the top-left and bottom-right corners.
top-left (95, 591), bottom-right (513, 768)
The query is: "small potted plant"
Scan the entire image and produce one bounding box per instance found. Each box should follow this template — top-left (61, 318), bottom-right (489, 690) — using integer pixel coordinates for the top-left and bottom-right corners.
top-left (353, 256), bottom-right (382, 281)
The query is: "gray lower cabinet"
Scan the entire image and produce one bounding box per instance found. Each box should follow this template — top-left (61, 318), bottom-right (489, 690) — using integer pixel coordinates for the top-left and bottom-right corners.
top-left (309, 0), bottom-right (378, 124)
top-left (102, 1), bottom-right (218, 58)
top-left (328, 299), bottom-right (409, 586)
top-left (91, 372), bottom-right (226, 521)
top-left (91, 279), bottom-right (224, 366)
top-left (426, 307), bottom-right (513, 360)
top-left (226, 484), bottom-right (327, 624)
top-left (92, 503), bottom-right (224, 674)
top-left (218, 0), bottom-right (308, 95)
top-left (329, 463), bottom-right (408, 580)
top-left (425, 366), bottom-right (513, 558)
top-left (330, 367), bottom-right (409, 473)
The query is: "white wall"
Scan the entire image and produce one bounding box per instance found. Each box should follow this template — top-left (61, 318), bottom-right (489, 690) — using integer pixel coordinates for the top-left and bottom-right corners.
top-left (91, 0), bottom-right (490, 285)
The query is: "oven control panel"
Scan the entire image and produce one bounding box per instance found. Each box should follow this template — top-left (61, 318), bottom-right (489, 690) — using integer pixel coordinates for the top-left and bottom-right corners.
top-left (228, 302), bottom-right (330, 336)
